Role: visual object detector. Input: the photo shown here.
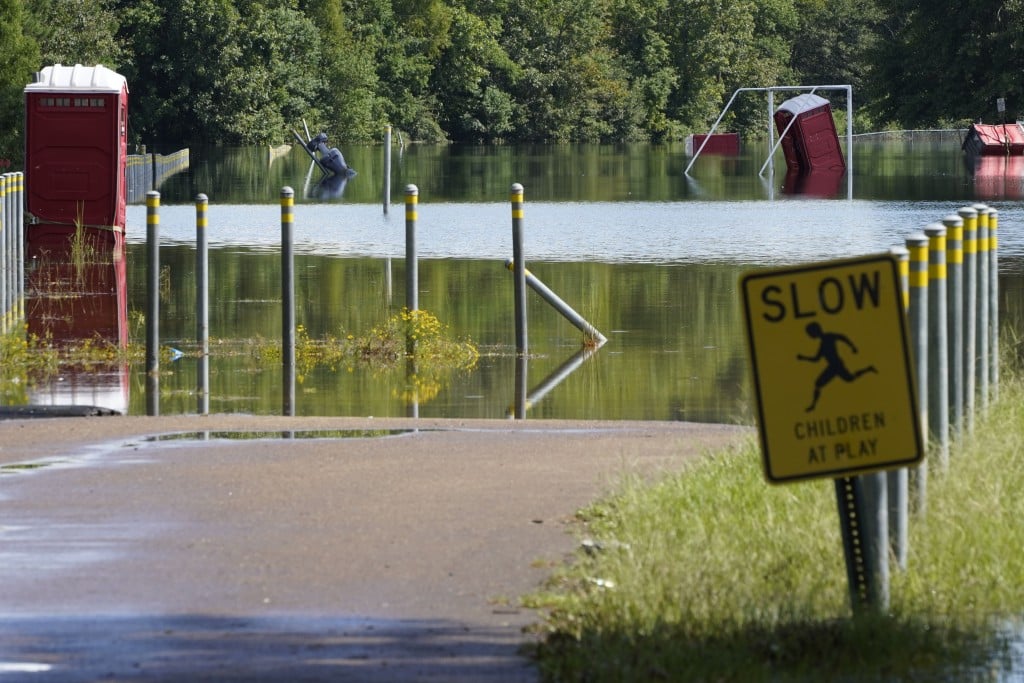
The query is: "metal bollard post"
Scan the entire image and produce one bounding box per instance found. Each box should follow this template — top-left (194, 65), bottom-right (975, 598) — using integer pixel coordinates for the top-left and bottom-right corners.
top-left (6, 172), bottom-right (15, 330)
top-left (383, 125), bottom-right (392, 214)
top-left (2, 173), bottom-right (10, 335)
top-left (404, 184), bottom-right (419, 419)
top-left (14, 172), bottom-right (24, 324)
top-left (974, 204), bottom-right (989, 413)
top-left (503, 260), bottom-right (607, 345)
top-left (943, 214), bottom-right (964, 440)
top-left (146, 191), bottom-right (161, 416)
top-left (958, 206), bottom-right (977, 434)
top-left (925, 223), bottom-right (948, 467)
top-left (8, 173), bottom-right (15, 325)
top-left (889, 245), bottom-right (909, 569)
top-left (906, 233), bottom-right (929, 513)
top-left (511, 183), bottom-right (527, 420)
top-left (405, 185), bottom-right (418, 312)
top-left (0, 175), bottom-right (7, 335)
top-left (196, 193), bottom-right (210, 416)
top-left (511, 183), bottom-right (527, 357)
top-left (989, 209), bottom-right (999, 400)
top-left (894, 245), bottom-right (909, 309)
top-left (281, 187), bottom-right (296, 417)
top-left (5, 173), bottom-right (12, 331)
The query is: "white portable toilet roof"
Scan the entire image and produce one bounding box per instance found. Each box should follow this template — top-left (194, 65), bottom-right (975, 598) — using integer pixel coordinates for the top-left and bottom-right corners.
top-left (777, 93), bottom-right (829, 116)
top-left (24, 64), bottom-right (127, 94)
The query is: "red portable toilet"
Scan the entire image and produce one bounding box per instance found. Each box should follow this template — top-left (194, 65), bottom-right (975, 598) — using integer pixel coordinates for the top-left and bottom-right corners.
top-left (24, 64), bottom-right (129, 253)
top-left (773, 93), bottom-right (845, 173)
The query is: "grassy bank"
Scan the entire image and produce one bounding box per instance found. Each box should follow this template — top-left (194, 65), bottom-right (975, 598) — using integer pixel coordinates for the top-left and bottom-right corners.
top-left (527, 373), bottom-right (1024, 681)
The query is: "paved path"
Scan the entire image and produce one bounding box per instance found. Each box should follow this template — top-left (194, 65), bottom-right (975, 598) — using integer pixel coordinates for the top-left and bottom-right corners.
top-left (0, 415), bottom-right (750, 682)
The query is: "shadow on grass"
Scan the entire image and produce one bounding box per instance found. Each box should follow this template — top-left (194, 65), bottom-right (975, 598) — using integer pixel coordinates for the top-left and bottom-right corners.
top-left (530, 613), bottom-right (1010, 682)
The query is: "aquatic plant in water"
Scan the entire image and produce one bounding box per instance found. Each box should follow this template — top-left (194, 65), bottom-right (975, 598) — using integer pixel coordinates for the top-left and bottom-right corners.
top-left (257, 309), bottom-right (478, 406)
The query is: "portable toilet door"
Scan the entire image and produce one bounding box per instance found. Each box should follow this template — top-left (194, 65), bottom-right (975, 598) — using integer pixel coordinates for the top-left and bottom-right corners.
top-left (773, 93), bottom-right (846, 173)
top-left (24, 64), bottom-right (129, 252)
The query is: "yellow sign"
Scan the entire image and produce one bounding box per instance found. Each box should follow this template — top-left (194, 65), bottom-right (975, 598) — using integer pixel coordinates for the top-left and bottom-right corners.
top-left (741, 254), bottom-right (923, 483)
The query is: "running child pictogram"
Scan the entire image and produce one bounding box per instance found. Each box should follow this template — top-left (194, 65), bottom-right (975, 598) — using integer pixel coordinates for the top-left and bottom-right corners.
top-left (797, 321), bottom-right (878, 412)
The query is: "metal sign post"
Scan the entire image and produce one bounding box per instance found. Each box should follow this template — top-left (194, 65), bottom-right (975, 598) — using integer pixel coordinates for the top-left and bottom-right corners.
top-left (741, 254), bottom-right (924, 612)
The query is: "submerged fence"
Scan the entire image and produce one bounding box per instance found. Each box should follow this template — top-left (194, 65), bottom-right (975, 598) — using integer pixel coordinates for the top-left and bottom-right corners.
top-left (126, 149), bottom-right (190, 204)
top-left (0, 172), bottom-right (25, 335)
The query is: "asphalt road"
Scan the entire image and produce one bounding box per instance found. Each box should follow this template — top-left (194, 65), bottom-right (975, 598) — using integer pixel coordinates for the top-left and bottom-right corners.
top-left (0, 414), bottom-right (750, 682)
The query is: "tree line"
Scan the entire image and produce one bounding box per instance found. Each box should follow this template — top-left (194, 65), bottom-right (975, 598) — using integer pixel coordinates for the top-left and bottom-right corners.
top-left (0, 0), bottom-right (1019, 159)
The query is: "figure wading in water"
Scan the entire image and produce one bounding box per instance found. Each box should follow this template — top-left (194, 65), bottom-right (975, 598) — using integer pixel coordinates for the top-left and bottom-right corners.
top-left (797, 321), bottom-right (878, 412)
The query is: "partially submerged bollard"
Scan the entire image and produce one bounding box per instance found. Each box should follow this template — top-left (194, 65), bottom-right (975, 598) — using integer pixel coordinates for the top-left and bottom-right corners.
top-left (383, 125), bottom-right (392, 214)
top-left (196, 193), bottom-right (209, 416)
top-left (1, 175), bottom-right (7, 335)
top-left (405, 184), bottom-right (418, 312)
top-left (504, 259), bottom-right (607, 346)
top-left (146, 191), bottom-right (160, 416)
top-left (281, 186), bottom-right (295, 417)
top-left (509, 184), bottom-right (528, 419)
top-left (510, 183), bottom-right (527, 357)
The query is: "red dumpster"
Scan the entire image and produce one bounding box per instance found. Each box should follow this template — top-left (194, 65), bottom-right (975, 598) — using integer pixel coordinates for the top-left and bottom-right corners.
top-left (774, 94), bottom-right (845, 173)
top-left (685, 133), bottom-right (740, 156)
top-left (24, 64), bottom-right (129, 254)
top-left (962, 122), bottom-right (1024, 157)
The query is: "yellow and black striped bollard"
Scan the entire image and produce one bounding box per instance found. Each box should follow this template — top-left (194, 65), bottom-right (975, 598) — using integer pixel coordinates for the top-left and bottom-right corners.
top-left (925, 223), bottom-right (948, 467)
top-left (942, 213), bottom-right (964, 439)
top-left (281, 186), bottom-right (295, 416)
top-left (958, 205), bottom-right (978, 432)
top-left (145, 191), bottom-right (161, 416)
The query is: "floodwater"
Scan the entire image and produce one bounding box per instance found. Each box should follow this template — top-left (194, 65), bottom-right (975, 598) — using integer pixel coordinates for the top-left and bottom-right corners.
top-left (22, 134), bottom-right (1024, 420)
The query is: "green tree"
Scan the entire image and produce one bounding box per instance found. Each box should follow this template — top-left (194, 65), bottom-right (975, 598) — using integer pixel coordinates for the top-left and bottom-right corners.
top-left (605, 0), bottom-right (679, 140)
top-left (431, 3), bottom-right (517, 142)
top-left (342, 0), bottom-right (452, 141)
top-left (869, 0), bottom-right (1023, 126)
top-left (227, 1), bottom-right (325, 141)
top-left (299, 0), bottom-right (382, 141)
top-left (28, 0), bottom-right (125, 68)
top-left (489, 0), bottom-right (638, 141)
top-left (0, 0), bottom-right (40, 163)
top-left (787, 0), bottom-right (881, 127)
top-left (118, 0), bottom-right (323, 146)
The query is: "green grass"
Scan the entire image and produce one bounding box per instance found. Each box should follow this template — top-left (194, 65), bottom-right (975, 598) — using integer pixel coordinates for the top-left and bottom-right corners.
top-left (527, 374), bottom-right (1024, 681)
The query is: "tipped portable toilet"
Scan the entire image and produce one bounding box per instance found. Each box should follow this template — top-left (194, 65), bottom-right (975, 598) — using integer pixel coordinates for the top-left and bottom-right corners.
top-left (24, 64), bottom-right (129, 253)
top-left (773, 94), bottom-right (845, 173)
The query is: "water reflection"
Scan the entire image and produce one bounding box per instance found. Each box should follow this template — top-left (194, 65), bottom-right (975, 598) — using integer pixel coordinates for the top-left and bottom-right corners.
top-left (14, 138), bottom-right (1024, 422)
top-left (969, 155), bottom-right (1024, 201)
top-left (153, 134), bottom-right (977, 205)
top-left (781, 167), bottom-right (847, 198)
top-left (24, 236), bottom-right (129, 414)
top-left (308, 172), bottom-right (351, 200)
top-left (511, 345), bottom-right (602, 419)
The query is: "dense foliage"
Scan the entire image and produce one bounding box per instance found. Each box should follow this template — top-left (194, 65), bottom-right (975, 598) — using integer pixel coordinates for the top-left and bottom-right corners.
top-left (0, 0), bottom-right (1018, 156)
